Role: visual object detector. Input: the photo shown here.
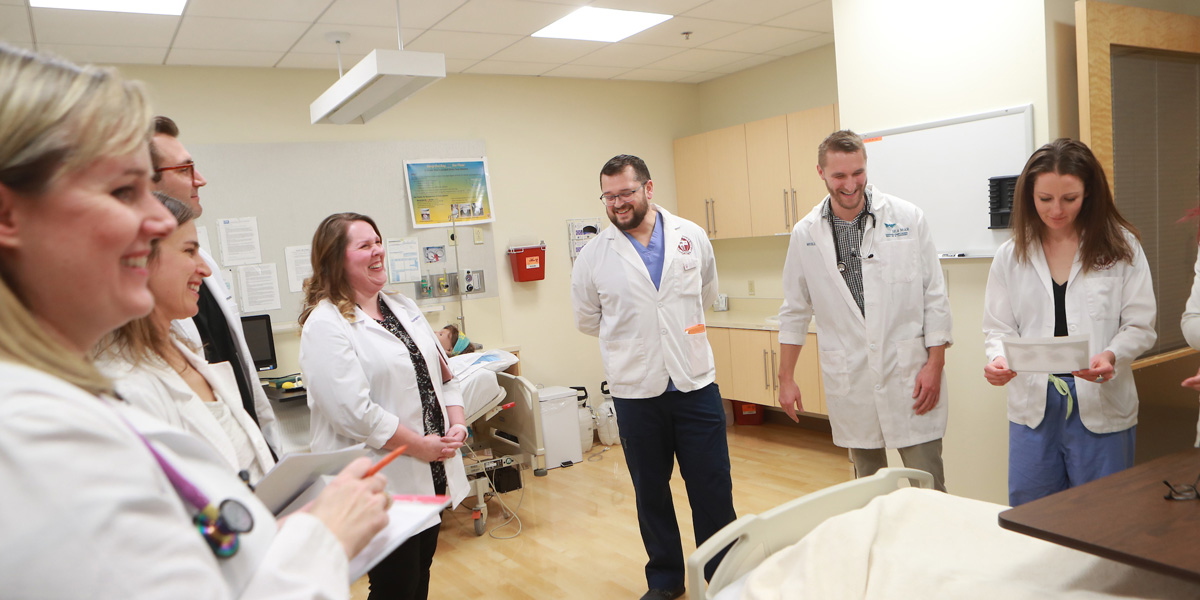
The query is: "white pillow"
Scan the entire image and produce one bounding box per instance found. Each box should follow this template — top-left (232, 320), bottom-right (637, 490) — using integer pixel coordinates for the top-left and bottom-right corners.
top-left (447, 349), bottom-right (519, 378)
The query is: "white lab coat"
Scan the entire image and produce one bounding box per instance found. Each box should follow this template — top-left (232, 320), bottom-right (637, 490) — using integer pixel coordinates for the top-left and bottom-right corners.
top-left (1182, 252), bottom-right (1200, 445)
top-left (0, 361), bottom-right (348, 599)
top-left (299, 292), bottom-right (468, 523)
top-left (983, 232), bottom-right (1156, 433)
top-left (174, 248), bottom-right (280, 456)
top-left (570, 206), bottom-right (718, 399)
top-left (97, 339), bottom-right (276, 481)
top-left (778, 187), bottom-right (953, 449)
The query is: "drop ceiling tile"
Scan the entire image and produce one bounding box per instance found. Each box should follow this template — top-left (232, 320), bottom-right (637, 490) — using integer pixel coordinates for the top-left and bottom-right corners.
top-left (1, 6), bottom-right (32, 43)
top-left (166, 48), bottom-right (284, 67)
top-left (614, 67), bottom-right (696, 82)
top-left (701, 26), bottom-right (819, 54)
top-left (646, 47), bottom-right (754, 72)
top-left (435, 0), bottom-right (576, 35)
top-left (275, 51), bottom-right (367, 70)
top-left (321, 0), bottom-right (467, 29)
top-left (174, 16), bottom-right (308, 52)
top-left (406, 30), bottom-right (521, 60)
top-left (444, 58), bottom-right (478, 73)
top-left (185, 0), bottom-right (329, 22)
top-left (541, 64), bottom-right (627, 79)
top-left (765, 32), bottom-right (833, 57)
top-left (31, 8), bottom-right (177, 47)
top-left (676, 71), bottom-right (722, 83)
top-left (38, 43), bottom-right (167, 65)
top-left (570, 43), bottom-right (683, 69)
top-left (290, 24), bottom-right (425, 55)
top-left (464, 59), bottom-right (555, 76)
top-left (589, 0), bottom-right (707, 15)
top-left (682, 0), bottom-right (800, 24)
top-left (0, 0), bottom-right (26, 5)
top-left (619, 16), bottom-right (746, 48)
top-left (489, 37), bottom-right (605, 63)
top-left (767, 1), bottom-right (833, 33)
top-left (706, 52), bottom-right (778, 74)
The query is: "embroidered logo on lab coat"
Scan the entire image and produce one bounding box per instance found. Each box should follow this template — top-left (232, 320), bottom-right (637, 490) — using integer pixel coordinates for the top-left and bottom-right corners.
top-left (883, 222), bottom-right (910, 239)
top-left (678, 237), bottom-right (692, 254)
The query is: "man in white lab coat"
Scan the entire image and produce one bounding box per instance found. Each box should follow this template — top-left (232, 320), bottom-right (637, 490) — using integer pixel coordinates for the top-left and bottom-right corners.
top-left (777, 130), bottom-right (952, 492)
top-left (572, 155), bottom-right (736, 600)
top-left (150, 116), bottom-right (280, 456)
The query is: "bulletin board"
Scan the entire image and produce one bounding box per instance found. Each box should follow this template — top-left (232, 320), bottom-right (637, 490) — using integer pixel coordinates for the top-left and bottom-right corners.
top-left (860, 105), bottom-right (1034, 257)
top-left (187, 140), bottom-right (500, 329)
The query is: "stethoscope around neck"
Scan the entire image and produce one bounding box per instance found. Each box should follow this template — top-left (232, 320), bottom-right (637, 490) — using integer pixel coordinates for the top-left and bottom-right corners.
top-left (111, 396), bottom-right (254, 558)
top-left (829, 208), bottom-right (876, 273)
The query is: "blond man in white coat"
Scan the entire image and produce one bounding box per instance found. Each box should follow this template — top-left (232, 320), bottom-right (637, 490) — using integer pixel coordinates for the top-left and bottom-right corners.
top-left (571, 155), bottom-right (736, 600)
top-left (777, 130), bottom-right (952, 492)
top-left (150, 116), bottom-right (280, 456)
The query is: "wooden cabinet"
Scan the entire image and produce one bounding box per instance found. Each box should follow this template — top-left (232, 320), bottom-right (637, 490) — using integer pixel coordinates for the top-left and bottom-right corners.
top-left (672, 125), bottom-right (752, 240)
top-left (710, 327), bottom-right (826, 416)
top-left (675, 104), bottom-right (838, 240)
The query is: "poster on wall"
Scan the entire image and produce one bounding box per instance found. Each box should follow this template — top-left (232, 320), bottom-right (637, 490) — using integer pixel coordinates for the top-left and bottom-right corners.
top-left (404, 158), bottom-right (495, 228)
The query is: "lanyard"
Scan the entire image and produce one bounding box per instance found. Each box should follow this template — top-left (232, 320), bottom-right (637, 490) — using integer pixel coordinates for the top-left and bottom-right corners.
top-left (110, 397), bottom-right (254, 558)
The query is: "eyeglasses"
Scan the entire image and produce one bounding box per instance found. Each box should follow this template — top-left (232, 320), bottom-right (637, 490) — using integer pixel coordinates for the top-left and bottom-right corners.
top-left (599, 182), bottom-right (646, 206)
top-left (155, 161), bottom-right (197, 183)
top-left (1163, 473), bottom-right (1200, 500)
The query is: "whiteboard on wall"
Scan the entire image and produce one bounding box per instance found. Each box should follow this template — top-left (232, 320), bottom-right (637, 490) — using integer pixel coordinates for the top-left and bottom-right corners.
top-left (187, 140), bottom-right (500, 329)
top-left (860, 105), bottom-right (1034, 257)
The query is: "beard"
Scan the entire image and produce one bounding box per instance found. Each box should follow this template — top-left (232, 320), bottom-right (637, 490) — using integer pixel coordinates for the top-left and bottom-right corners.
top-left (608, 197), bottom-right (649, 231)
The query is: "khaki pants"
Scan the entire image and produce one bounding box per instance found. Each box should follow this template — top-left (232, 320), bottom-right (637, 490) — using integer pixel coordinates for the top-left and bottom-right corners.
top-left (850, 439), bottom-right (946, 492)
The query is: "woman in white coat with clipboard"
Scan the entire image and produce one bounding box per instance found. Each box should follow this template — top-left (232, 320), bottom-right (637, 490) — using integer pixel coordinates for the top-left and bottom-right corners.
top-left (299, 212), bottom-right (469, 600)
top-left (982, 138), bottom-right (1156, 506)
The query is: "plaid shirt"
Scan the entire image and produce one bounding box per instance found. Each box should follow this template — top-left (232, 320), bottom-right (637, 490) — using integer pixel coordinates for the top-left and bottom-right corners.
top-left (824, 190), bottom-right (873, 315)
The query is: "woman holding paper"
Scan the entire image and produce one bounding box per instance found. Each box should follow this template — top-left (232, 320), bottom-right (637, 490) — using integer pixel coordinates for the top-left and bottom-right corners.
top-left (982, 138), bottom-right (1156, 506)
top-left (95, 193), bottom-right (274, 483)
top-left (299, 212), bottom-right (469, 600)
top-left (0, 44), bottom-right (389, 597)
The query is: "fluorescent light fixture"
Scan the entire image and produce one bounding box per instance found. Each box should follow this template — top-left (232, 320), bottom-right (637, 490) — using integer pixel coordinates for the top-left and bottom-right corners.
top-left (310, 49), bottom-right (446, 125)
top-left (533, 7), bottom-right (672, 43)
top-left (30, 0), bottom-right (187, 16)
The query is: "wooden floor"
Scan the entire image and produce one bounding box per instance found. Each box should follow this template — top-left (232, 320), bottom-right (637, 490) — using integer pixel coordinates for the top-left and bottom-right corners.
top-left (351, 422), bottom-right (852, 600)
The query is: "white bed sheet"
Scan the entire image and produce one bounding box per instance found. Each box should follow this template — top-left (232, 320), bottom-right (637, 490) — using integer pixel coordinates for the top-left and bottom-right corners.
top-left (741, 488), bottom-right (1200, 600)
top-left (460, 368), bottom-right (502, 419)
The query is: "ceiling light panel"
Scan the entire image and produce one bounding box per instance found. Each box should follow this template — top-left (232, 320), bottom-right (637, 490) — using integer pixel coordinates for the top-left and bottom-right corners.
top-left (533, 7), bottom-right (671, 43)
top-left (30, 0), bottom-right (186, 16)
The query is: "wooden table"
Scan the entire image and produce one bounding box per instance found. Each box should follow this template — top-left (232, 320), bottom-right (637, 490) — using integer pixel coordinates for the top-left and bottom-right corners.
top-left (998, 447), bottom-right (1200, 583)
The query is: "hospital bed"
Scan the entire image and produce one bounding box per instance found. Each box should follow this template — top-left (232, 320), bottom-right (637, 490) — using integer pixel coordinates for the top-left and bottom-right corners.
top-left (451, 352), bottom-right (546, 535)
top-left (687, 468), bottom-right (1200, 600)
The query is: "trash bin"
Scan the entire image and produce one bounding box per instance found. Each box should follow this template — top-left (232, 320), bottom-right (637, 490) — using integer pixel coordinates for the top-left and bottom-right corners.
top-left (731, 400), bottom-right (765, 426)
top-left (538, 386), bottom-right (583, 468)
top-left (570, 386), bottom-right (594, 455)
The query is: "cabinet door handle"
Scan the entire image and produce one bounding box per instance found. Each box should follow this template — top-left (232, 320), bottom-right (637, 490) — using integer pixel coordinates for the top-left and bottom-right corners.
top-left (711, 199), bottom-right (718, 236)
top-left (704, 198), bottom-right (711, 234)
top-left (783, 189), bottom-right (790, 229)
top-left (791, 188), bottom-right (798, 225)
top-left (770, 348), bottom-right (778, 391)
top-left (763, 349), bottom-right (770, 390)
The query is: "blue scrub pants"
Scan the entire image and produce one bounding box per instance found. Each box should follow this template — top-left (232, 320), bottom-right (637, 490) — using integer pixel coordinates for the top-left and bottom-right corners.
top-left (613, 383), bottom-right (737, 592)
top-left (1008, 375), bottom-right (1136, 507)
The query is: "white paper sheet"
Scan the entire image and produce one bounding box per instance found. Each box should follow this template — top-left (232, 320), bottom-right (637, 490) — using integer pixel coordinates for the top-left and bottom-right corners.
top-left (217, 217), bottom-right (262, 266)
top-left (284, 245), bottom-right (312, 293)
top-left (1002, 335), bottom-right (1090, 373)
top-left (386, 237), bottom-right (421, 284)
top-left (221, 268), bottom-right (235, 298)
top-left (237, 263), bottom-right (281, 313)
top-left (348, 496), bottom-right (450, 581)
top-left (254, 445), bottom-right (367, 515)
top-left (195, 225), bottom-right (212, 256)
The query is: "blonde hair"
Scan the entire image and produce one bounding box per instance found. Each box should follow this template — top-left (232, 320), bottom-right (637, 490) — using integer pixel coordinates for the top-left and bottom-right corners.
top-left (0, 43), bottom-right (153, 395)
top-left (97, 194), bottom-right (197, 367)
top-left (299, 212), bottom-right (382, 326)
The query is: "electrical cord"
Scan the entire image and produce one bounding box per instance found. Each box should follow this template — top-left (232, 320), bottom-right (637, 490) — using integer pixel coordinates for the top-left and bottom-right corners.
top-left (586, 445), bottom-right (611, 462)
top-left (462, 440), bottom-right (525, 539)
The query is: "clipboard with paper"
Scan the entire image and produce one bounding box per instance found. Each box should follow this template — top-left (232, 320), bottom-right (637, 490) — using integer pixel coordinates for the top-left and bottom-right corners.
top-left (1001, 335), bottom-right (1090, 373)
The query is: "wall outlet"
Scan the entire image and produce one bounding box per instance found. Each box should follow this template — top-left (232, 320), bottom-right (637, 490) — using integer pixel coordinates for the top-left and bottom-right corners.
top-left (448, 230), bottom-right (457, 246)
top-left (463, 269), bottom-right (485, 294)
top-left (473, 227), bottom-right (484, 245)
top-left (748, 280), bottom-right (756, 296)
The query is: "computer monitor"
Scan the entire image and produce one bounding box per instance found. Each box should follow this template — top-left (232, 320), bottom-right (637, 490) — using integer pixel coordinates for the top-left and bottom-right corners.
top-left (240, 314), bottom-right (277, 372)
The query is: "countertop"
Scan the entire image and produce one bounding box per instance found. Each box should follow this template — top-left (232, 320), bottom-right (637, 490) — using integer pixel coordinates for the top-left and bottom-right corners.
top-left (704, 298), bottom-right (817, 333)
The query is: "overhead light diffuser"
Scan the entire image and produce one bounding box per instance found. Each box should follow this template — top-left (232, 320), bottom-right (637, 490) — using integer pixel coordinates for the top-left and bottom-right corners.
top-left (310, 49), bottom-right (446, 125)
top-left (30, 0), bottom-right (187, 16)
top-left (533, 7), bottom-right (672, 43)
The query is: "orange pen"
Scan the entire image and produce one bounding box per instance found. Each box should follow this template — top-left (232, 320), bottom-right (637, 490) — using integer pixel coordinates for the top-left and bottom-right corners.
top-left (684, 324), bottom-right (706, 335)
top-left (364, 444), bottom-right (408, 478)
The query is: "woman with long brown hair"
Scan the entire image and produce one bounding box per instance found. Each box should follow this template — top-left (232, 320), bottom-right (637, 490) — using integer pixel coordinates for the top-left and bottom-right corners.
top-left (299, 212), bottom-right (469, 600)
top-left (982, 138), bottom-right (1156, 506)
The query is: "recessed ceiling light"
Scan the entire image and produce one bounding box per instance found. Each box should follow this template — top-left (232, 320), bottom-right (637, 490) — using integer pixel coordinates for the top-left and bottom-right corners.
top-left (29, 0), bottom-right (187, 16)
top-left (533, 7), bottom-right (672, 43)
